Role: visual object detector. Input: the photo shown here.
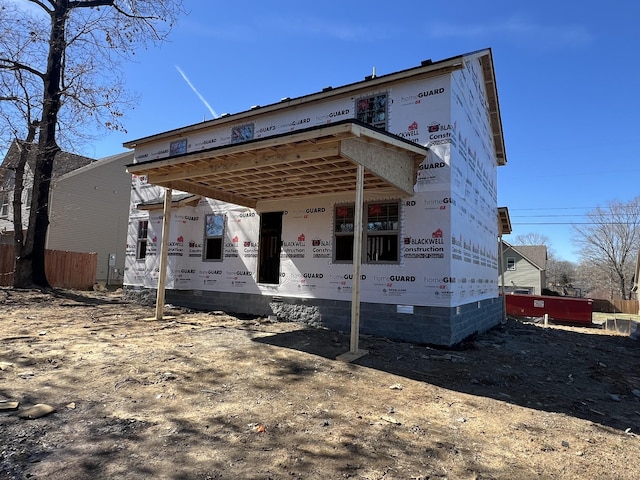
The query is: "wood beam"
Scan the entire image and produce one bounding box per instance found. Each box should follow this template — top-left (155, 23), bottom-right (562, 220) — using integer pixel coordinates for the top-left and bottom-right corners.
top-left (155, 188), bottom-right (172, 320)
top-left (340, 137), bottom-right (423, 195)
top-left (164, 180), bottom-right (257, 209)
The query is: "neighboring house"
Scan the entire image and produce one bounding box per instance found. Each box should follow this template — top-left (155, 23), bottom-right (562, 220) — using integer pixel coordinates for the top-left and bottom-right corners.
top-left (0, 141), bottom-right (132, 285)
top-left (123, 48), bottom-right (508, 347)
top-left (0, 140), bottom-right (94, 245)
top-left (47, 151), bottom-right (134, 285)
top-left (501, 241), bottom-right (547, 295)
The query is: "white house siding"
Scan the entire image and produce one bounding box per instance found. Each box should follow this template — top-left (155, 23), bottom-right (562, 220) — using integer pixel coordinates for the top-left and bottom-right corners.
top-left (47, 151), bottom-right (133, 283)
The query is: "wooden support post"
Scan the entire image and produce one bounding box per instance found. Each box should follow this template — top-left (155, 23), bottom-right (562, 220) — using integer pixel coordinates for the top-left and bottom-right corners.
top-left (337, 164), bottom-right (368, 362)
top-left (499, 235), bottom-right (507, 322)
top-left (155, 188), bottom-right (172, 320)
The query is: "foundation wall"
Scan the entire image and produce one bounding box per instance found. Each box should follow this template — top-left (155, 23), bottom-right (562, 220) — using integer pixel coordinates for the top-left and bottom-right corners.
top-left (126, 287), bottom-right (503, 346)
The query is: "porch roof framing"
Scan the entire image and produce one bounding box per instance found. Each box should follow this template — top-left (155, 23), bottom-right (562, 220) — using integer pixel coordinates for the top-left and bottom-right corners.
top-left (126, 120), bottom-right (428, 209)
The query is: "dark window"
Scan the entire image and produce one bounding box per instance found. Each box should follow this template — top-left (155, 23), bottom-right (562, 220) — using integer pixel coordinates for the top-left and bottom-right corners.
top-left (136, 220), bottom-right (148, 260)
top-left (334, 205), bottom-right (355, 262)
top-left (258, 212), bottom-right (283, 284)
top-left (203, 214), bottom-right (224, 261)
top-left (334, 201), bottom-right (399, 264)
top-left (365, 202), bottom-right (399, 263)
top-left (0, 192), bottom-right (9, 217)
top-left (355, 93), bottom-right (388, 130)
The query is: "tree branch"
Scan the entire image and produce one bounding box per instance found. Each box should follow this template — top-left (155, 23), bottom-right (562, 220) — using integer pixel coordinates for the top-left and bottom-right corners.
top-left (26, 0), bottom-right (54, 13)
top-left (0, 59), bottom-right (45, 79)
top-left (68, 0), bottom-right (115, 7)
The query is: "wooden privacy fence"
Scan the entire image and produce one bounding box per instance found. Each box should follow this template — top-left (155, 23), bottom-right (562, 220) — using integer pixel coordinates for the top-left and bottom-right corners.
top-left (0, 245), bottom-right (96, 290)
top-left (591, 298), bottom-right (639, 315)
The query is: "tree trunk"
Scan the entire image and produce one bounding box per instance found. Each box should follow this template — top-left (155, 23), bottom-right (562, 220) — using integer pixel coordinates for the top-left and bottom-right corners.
top-left (11, 124), bottom-right (38, 288)
top-left (14, 3), bottom-right (67, 288)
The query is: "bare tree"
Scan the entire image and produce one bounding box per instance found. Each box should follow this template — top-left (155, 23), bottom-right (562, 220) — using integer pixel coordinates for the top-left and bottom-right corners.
top-left (511, 231), bottom-right (574, 294)
top-left (0, 0), bottom-right (185, 288)
top-left (573, 197), bottom-right (640, 300)
top-left (513, 232), bottom-right (551, 247)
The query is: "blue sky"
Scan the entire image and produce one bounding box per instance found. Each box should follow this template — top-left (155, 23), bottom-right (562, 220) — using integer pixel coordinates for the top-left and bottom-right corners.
top-left (83, 0), bottom-right (640, 263)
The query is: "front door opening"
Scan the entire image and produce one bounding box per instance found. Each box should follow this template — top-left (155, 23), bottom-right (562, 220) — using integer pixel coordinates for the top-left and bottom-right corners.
top-left (258, 211), bottom-right (283, 284)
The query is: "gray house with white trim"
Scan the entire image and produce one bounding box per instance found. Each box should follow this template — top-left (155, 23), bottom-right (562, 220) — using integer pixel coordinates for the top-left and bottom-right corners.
top-left (501, 241), bottom-right (547, 295)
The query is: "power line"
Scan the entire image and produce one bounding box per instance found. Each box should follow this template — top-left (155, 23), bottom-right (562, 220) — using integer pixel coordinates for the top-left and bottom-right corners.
top-left (512, 214), bottom-right (637, 218)
top-left (513, 222), bottom-right (640, 225)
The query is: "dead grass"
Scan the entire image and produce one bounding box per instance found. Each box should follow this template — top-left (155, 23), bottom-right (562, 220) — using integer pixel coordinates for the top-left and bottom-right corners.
top-left (1, 288), bottom-right (640, 479)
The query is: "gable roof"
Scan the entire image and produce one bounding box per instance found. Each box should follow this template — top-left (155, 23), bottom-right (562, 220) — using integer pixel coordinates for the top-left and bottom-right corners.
top-left (502, 241), bottom-right (548, 270)
top-left (124, 48), bottom-right (506, 167)
top-left (1, 139), bottom-right (94, 181)
top-left (54, 150), bottom-right (133, 181)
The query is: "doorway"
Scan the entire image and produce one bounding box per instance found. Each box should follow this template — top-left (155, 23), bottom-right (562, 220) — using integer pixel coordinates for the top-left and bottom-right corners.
top-left (258, 212), bottom-right (283, 284)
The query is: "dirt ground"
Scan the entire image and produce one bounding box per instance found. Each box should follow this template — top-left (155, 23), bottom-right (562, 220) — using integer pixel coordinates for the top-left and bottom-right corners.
top-left (1, 288), bottom-right (640, 480)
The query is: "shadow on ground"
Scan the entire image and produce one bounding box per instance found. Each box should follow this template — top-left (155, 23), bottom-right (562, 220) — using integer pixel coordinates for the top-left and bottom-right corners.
top-left (254, 319), bottom-right (640, 433)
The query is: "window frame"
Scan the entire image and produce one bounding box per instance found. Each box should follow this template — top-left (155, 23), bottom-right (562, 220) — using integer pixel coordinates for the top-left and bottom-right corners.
top-left (24, 187), bottom-right (32, 210)
top-left (333, 200), bottom-right (400, 265)
top-left (506, 257), bottom-right (516, 271)
top-left (136, 220), bottom-right (148, 260)
top-left (0, 191), bottom-right (9, 218)
top-left (364, 201), bottom-right (400, 263)
top-left (203, 213), bottom-right (225, 262)
top-left (334, 204), bottom-right (355, 264)
top-left (355, 92), bottom-right (388, 130)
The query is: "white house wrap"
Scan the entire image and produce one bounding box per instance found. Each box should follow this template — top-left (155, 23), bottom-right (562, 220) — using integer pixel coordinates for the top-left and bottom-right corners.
top-left (124, 49), bottom-right (507, 347)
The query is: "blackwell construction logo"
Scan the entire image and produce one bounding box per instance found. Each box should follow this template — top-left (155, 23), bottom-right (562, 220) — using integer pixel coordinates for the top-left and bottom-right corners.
top-left (397, 121), bottom-right (420, 142)
top-left (282, 234), bottom-right (306, 259)
top-left (403, 229), bottom-right (445, 259)
top-left (312, 237), bottom-right (331, 258)
top-left (427, 122), bottom-right (453, 145)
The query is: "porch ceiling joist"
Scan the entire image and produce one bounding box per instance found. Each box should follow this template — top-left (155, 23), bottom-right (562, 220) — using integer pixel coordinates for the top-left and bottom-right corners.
top-left (126, 120), bottom-right (428, 209)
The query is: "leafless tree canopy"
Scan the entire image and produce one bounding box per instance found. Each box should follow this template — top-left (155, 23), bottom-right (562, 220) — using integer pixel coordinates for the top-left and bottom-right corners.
top-left (573, 197), bottom-right (640, 300)
top-left (513, 232), bottom-right (551, 247)
top-left (0, 0), bottom-right (185, 153)
top-left (0, 0), bottom-right (185, 287)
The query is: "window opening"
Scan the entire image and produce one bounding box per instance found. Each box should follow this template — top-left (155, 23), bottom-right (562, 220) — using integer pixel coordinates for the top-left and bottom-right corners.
top-left (24, 188), bottom-right (32, 210)
top-left (366, 202), bottom-right (399, 262)
top-left (334, 201), bottom-right (399, 264)
top-left (203, 214), bottom-right (225, 261)
top-left (355, 93), bottom-right (388, 130)
top-left (334, 205), bottom-right (355, 262)
top-left (258, 212), bottom-right (283, 284)
top-left (136, 220), bottom-right (148, 260)
top-left (0, 192), bottom-right (9, 217)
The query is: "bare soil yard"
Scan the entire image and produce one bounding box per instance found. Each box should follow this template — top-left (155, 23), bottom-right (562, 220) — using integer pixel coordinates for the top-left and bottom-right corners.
top-left (1, 287), bottom-right (640, 479)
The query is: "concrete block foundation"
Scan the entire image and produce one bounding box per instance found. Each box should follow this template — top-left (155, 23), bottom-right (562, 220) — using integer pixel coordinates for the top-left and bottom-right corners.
top-left (125, 287), bottom-right (504, 347)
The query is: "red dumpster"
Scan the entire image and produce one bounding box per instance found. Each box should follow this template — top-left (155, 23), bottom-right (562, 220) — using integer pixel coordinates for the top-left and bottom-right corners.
top-left (504, 293), bottom-right (593, 325)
